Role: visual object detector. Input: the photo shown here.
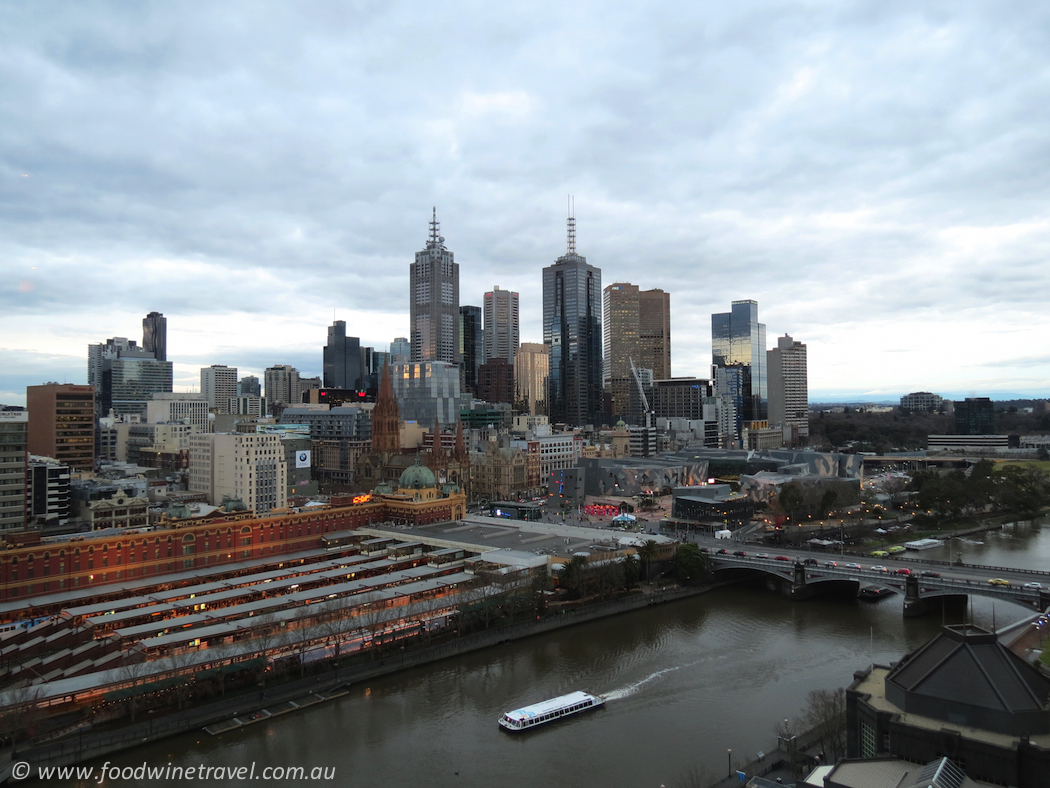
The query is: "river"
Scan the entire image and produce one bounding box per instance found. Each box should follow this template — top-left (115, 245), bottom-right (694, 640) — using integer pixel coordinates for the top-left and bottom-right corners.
top-left (77, 517), bottom-right (1050, 788)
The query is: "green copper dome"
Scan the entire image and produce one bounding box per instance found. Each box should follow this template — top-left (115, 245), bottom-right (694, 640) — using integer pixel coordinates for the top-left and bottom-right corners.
top-left (399, 457), bottom-right (436, 490)
top-left (374, 480), bottom-right (394, 495)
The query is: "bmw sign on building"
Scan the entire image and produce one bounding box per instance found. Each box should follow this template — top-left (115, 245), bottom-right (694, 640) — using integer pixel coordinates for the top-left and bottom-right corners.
top-left (295, 450), bottom-right (312, 469)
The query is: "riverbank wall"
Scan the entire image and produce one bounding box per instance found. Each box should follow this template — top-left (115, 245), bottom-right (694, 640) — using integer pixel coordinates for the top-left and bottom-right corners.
top-left (6, 582), bottom-right (722, 776)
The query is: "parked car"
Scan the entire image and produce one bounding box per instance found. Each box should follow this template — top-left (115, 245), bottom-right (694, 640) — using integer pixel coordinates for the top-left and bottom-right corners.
top-left (920, 571), bottom-right (941, 578)
top-left (988, 578), bottom-right (1010, 587)
top-left (1023, 581), bottom-right (1043, 589)
top-left (895, 568), bottom-right (912, 576)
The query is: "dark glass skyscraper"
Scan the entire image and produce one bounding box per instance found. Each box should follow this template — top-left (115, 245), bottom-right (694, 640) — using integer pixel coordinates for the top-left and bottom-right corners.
top-left (459, 305), bottom-right (482, 395)
top-left (323, 320), bottom-right (365, 389)
top-left (712, 299), bottom-right (767, 429)
top-left (142, 311), bottom-right (167, 361)
top-left (543, 212), bottom-right (603, 427)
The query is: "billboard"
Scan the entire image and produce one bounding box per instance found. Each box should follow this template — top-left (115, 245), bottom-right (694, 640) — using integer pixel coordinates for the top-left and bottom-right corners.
top-left (295, 450), bottom-right (312, 469)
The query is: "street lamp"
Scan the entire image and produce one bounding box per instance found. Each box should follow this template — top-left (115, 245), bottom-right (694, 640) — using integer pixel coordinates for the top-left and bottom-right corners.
top-left (727, 748), bottom-right (732, 777)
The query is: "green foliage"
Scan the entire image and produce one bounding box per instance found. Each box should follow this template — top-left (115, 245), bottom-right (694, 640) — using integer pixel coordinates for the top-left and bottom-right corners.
top-left (911, 463), bottom-right (1050, 519)
top-left (672, 543), bottom-right (708, 584)
top-left (779, 483), bottom-right (805, 521)
top-left (636, 540), bottom-right (659, 582)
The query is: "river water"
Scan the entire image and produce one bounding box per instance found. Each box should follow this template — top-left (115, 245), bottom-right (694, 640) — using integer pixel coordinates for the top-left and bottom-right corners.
top-left (84, 518), bottom-right (1050, 788)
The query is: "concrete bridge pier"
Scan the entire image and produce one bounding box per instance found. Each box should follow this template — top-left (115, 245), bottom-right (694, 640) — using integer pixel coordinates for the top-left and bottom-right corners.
top-left (903, 575), bottom-right (931, 617)
top-left (790, 563), bottom-right (817, 600)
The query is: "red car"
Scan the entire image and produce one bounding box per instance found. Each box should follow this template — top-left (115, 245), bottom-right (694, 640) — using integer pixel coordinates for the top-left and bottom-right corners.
top-left (774, 556), bottom-right (791, 562)
top-left (895, 568), bottom-right (912, 575)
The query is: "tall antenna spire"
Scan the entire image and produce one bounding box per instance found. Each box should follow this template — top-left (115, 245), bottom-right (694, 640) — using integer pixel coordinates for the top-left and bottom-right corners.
top-left (566, 195), bottom-right (576, 254)
top-left (428, 206), bottom-right (442, 247)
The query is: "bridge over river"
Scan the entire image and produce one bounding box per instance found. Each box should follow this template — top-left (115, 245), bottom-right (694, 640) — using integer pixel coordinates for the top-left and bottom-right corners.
top-left (708, 547), bottom-right (1050, 616)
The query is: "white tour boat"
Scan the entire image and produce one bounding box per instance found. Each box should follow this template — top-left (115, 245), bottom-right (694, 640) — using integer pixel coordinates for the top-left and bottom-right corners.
top-left (498, 691), bottom-right (605, 732)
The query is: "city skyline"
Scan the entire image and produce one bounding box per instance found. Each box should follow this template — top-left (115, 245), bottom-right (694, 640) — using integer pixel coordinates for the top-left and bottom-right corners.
top-left (3, 4), bottom-right (1049, 405)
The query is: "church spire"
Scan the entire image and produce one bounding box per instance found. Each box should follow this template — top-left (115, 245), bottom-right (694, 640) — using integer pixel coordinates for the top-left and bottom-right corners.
top-left (371, 358), bottom-right (401, 454)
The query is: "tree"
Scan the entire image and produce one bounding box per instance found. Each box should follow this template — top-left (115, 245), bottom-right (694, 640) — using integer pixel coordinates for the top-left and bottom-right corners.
top-left (620, 553), bottom-right (641, 589)
top-left (559, 554), bottom-right (590, 598)
top-left (801, 687), bottom-right (847, 763)
top-left (779, 483), bottom-right (805, 522)
top-left (672, 543), bottom-right (708, 585)
top-left (637, 540), bottom-right (659, 583)
top-left (818, 489), bottom-right (838, 518)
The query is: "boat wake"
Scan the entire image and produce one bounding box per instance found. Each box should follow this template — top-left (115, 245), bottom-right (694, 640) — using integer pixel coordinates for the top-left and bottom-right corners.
top-left (604, 660), bottom-right (702, 701)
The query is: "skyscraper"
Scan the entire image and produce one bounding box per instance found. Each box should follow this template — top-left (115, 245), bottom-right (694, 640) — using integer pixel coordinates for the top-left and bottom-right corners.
top-left (543, 209), bottom-right (603, 427)
top-left (389, 337), bottom-right (411, 364)
top-left (201, 365), bottom-right (238, 413)
top-left (27, 384), bottom-right (95, 469)
top-left (767, 334), bottom-right (808, 446)
top-left (459, 305), bottom-right (483, 395)
top-left (323, 320), bottom-right (365, 390)
top-left (0, 411), bottom-right (27, 531)
top-left (602, 283), bottom-right (671, 423)
top-left (711, 299), bottom-right (767, 426)
top-left (264, 365), bottom-right (300, 407)
top-left (142, 311), bottom-right (167, 361)
top-left (515, 343), bottom-right (550, 416)
top-left (483, 286), bottom-right (519, 364)
top-left (410, 209), bottom-right (460, 365)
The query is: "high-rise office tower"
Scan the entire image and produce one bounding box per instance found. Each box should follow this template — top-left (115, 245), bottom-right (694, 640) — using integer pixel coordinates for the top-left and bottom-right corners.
top-left (410, 209), bottom-right (460, 364)
top-left (483, 286), bottom-right (519, 364)
top-left (201, 365), bottom-right (238, 413)
top-left (767, 334), bottom-right (808, 446)
top-left (543, 208), bottom-right (603, 427)
top-left (389, 337), bottom-right (411, 365)
top-left (711, 299), bottom-right (767, 430)
top-left (238, 375), bottom-right (261, 397)
top-left (0, 411), bottom-right (28, 530)
top-left (515, 343), bottom-right (550, 416)
top-left (264, 365), bottom-right (301, 407)
top-left (459, 306), bottom-right (483, 395)
top-left (142, 311), bottom-right (167, 361)
top-left (602, 283), bottom-right (669, 423)
top-left (26, 384), bottom-right (95, 469)
top-left (88, 337), bottom-right (173, 419)
top-left (323, 320), bottom-right (365, 390)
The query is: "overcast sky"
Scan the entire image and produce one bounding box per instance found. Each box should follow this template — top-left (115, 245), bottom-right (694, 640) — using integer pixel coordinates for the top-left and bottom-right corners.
top-left (3, 1), bottom-right (1049, 406)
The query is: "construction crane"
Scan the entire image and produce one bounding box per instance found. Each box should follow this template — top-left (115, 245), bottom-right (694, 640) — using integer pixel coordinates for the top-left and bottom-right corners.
top-left (629, 357), bottom-right (653, 429)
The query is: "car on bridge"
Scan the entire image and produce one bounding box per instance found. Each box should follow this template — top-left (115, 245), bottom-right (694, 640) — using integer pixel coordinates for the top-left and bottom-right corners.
top-left (824, 561), bottom-right (837, 568)
top-left (844, 563), bottom-right (863, 570)
top-left (920, 571), bottom-right (941, 578)
top-left (755, 553), bottom-right (770, 559)
top-left (803, 558), bottom-right (818, 566)
top-left (774, 556), bottom-right (791, 562)
top-left (733, 550), bottom-right (746, 557)
top-left (716, 548), bottom-right (728, 555)
top-left (988, 578), bottom-right (1010, 587)
top-left (1024, 582), bottom-right (1043, 589)
top-left (894, 568), bottom-right (912, 575)
top-left (870, 565), bottom-right (888, 572)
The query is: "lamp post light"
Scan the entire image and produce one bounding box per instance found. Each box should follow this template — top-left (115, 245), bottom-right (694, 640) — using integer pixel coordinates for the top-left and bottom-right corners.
top-left (727, 748), bottom-right (732, 777)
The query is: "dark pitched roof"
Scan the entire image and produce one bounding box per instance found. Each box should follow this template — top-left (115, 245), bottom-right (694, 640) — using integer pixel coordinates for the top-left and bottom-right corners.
top-left (888, 624), bottom-right (1050, 715)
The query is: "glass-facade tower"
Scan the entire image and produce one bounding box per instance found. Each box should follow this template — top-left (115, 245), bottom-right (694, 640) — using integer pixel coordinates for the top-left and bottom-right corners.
top-left (324, 320), bottom-right (365, 390)
top-left (543, 215), bottom-right (603, 427)
top-left (459, 305), bottom-right (482, 395)
top-left (711, 299), bottom-right (767, 428)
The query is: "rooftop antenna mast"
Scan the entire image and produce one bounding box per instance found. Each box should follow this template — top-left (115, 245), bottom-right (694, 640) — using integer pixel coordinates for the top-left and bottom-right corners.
top-left (567, 195), bottom-right (576, 255)
top-left (429, 206), bottom-right (444, 248)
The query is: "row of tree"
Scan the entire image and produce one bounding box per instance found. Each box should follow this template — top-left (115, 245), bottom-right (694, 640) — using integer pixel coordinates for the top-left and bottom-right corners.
top-left (909, 460), bottom-right (1050, 520)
